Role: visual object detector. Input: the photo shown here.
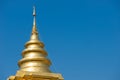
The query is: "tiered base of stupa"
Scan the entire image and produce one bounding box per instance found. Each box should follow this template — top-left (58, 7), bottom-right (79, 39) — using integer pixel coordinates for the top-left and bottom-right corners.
top-left (8, 71), bottom-right (64, 80)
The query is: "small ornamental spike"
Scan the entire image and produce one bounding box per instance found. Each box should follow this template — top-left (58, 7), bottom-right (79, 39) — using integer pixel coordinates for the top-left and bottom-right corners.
top-left (32, 6), bottom-right (38, 34)
top-left (33, 6), bottom-right (36, 16)
top-left (30, 6), bottom-right (39, 40)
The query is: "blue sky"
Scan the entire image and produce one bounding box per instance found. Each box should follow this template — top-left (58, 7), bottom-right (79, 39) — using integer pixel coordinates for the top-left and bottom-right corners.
top-left (0, 0), bottom-right (120, 80)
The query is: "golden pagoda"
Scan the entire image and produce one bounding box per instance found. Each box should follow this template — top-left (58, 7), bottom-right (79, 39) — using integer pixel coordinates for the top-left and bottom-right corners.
top-left (7, 6), bottom-right (64, 80)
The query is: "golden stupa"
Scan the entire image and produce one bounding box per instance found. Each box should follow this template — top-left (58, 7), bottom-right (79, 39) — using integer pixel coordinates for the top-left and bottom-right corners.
top-left (7, 6), bottom-right (64, 80)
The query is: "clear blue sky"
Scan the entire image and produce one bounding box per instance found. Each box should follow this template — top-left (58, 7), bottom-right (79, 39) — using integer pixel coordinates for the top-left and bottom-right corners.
top-left (0, 0), bottom-right (120, 80)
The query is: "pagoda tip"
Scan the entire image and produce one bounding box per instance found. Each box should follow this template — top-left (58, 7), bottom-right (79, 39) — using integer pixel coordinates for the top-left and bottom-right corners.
top-left (32, 5), bottom-right (38, 35)
top-left (33, 6), bottom-right (36, 16)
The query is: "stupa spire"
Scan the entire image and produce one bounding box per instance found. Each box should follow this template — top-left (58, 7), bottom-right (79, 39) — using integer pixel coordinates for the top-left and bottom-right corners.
top-left (7, 6), bottom-right (64, 80)
top-left (18, 6), bottom-right (50, 73)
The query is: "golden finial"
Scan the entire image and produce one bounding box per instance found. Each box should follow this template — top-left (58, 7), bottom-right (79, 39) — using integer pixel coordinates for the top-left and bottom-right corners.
top-left (32, 6), bottom-right (38, 35)
top-left (31, 6), bottom-right (38, 40)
